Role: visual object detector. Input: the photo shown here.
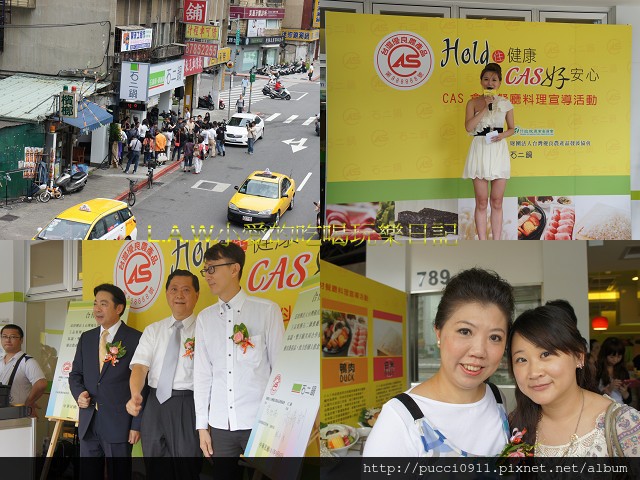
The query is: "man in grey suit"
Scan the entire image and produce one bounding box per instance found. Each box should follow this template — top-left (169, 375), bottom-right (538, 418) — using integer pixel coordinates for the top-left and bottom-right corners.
top-left (69, 283), bottom-right (143, 479)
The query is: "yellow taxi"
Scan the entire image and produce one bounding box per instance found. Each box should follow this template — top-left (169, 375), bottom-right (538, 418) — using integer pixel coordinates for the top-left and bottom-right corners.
top-left (227, 169), bottom-right (295, 226)
top-left (35, 198), bottom-right (137, 240)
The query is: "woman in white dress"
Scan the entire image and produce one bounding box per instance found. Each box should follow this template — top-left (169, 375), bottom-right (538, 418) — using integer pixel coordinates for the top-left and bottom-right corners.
top-left (463, 63), bottom-right (515, 240)
top-left (508, 305), bottom-right (640, 456)
top-left (363, 268), bottom-right (514, 457)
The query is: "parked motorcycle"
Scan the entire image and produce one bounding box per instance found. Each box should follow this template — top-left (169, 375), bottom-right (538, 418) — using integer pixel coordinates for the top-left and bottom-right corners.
top-left (315, 115), bottom-right (320, 136)
top-left (198, 95), bottom-right (215, 110)
top-left (55, 168), bottom-right (88, 194)
top-left (219, 98), bottom-right (225, 109)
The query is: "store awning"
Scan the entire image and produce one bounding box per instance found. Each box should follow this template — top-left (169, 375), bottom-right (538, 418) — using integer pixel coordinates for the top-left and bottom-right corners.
top-left (56, 98), bottom-right (113, 134)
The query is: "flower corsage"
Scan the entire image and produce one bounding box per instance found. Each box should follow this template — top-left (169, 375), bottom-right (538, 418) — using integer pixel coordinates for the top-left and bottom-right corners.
top-left (230, 323), bottom-right (254, 354)
top-left (103, 341), bottom-right (127, 366)
top-left (498, 428), bottom-right (535, 458)
top-left (183, 337), bottom-right (195, 359)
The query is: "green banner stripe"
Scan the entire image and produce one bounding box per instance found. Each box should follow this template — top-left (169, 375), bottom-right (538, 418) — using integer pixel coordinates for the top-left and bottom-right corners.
top-left (0, 292), bottom-right (25, 303)
top-left (327, 176), bottom-right (630, 203)
top-left (632, 191), bottom-right (640, 201)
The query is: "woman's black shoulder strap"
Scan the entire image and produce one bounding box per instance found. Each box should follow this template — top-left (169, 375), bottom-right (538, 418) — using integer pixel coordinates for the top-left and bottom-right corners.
top-left (486, 382), bottom-right (503, 404)
top-left (394, 393), bottom-right (424, 421)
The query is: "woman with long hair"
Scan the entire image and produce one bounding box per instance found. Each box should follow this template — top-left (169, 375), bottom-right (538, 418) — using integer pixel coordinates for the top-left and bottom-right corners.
top-left (364, 268), bottom-right (514, 457)
top-left (508, 305), bottom-right (640, 456)
top-left (596, 337), bottom-right (632, 405)
top-left (463, 63), bottom-right (515, 240)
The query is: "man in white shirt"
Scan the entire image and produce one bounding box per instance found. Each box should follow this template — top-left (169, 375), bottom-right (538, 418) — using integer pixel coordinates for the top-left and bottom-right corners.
top-left (194, 242), bottom-right (284, 477)
top-left (0, 324), bottom-right (47, 416)
top-left (126, 270), bottom-right (201, 477)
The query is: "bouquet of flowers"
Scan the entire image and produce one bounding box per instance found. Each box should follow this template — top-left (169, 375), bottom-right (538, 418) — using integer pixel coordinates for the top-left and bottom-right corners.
top-left (498, 428), bottom-right (535, 458)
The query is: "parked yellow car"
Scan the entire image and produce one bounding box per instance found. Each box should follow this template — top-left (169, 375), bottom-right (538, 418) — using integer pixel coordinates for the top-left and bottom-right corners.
top-left (227, 169), bottom-right (295, 226)
top-left (35, 198), bottom-right (137, 240)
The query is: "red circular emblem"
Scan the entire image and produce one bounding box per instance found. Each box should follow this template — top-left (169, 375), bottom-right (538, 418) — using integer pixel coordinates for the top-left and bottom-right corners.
top-left (492, 50), bottom-right (505, 63)
top-left (114, 241), bottom-right (164, 312)
top-left (62, 361), bottom-right (72, 375)
top-left (374, 31), bottom-right (434, 90)
top-left (271, 374), bottom-right (281, 395)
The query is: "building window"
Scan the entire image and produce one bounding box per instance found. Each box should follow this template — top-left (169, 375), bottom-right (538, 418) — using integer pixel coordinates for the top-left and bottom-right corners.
top-left (372, 4), bottom-right (450, 17)
top-left (460, 8), bottom-right (532, 22)
top-left (540, 11), bottom-right (608, 24)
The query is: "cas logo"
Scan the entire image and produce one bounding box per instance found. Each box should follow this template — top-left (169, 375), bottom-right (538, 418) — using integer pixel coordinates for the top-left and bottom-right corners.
top-left (114, 241), bottom-right (164, 312)
top-left (374, 31), bottom-right (434, 90)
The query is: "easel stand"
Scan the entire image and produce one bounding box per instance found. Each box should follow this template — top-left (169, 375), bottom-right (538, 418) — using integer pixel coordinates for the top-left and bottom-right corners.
top-left (240, 414), bottom-right (320, 480)
top-left (40, 416), bottom-right (76, 480)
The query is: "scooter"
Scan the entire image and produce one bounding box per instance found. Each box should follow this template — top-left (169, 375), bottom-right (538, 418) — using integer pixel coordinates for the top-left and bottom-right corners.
top-left (314, 115), bottom-right (320, 136)
top-left (218, 98), bottom-right (225, 110)
top-left (269, 86), bottom-right (291, 101)
top-left (56, 168), bottom-right (88, 194)
top-left (198, 95), bottom-right (215, 110)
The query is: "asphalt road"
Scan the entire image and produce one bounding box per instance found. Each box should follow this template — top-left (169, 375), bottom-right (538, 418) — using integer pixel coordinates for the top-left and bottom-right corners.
top-left (134, 76), bottom-right (319, 242)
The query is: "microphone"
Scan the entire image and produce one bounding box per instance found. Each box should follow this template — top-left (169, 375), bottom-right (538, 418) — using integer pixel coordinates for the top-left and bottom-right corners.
top-left (484, 88), bottom-right (495, 111)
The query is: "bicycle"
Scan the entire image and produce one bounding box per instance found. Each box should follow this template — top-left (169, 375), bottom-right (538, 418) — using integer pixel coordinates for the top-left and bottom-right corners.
top-left (38, 185), bottom-right (63, 203)
top-left (127, 178), bottom-right (138, 206)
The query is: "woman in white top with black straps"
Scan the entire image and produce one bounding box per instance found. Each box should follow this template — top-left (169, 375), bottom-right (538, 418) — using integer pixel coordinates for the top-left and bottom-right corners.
top-left (364, 268), bottom-right (514, 457)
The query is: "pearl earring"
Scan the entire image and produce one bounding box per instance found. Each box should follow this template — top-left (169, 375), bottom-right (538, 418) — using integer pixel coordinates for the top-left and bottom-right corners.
top-left (437, 340), bottom-right (441, 347)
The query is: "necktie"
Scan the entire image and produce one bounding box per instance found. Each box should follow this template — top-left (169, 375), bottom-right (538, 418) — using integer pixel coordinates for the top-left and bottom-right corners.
top-left (156, 322), bottom-right (183, 404)
top-left (99, 329), bottom-right (109, 373)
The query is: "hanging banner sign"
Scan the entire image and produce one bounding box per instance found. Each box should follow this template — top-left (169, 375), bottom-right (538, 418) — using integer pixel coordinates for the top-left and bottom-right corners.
top-left (183, 0), bottom-right (208, 24)
top-left (185, 24), bottom-right (220, 41)
top-left (185, 41), bottom-right (218, 58)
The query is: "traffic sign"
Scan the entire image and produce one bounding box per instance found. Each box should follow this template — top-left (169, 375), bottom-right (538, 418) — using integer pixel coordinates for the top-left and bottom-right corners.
top-left (250, 73), bottom-right (256, 83)
top-left (236, 28), bottom-right (240, 45)
top-left (226, 61), bottom-right (234, 69)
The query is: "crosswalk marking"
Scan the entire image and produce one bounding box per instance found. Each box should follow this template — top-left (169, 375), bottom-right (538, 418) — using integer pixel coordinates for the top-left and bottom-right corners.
top-left (297, 172), bottom-right (312, 191)
top-left (265, 113), bottom-right (281, 121)
top-left (302, 116), bottom-right (315, 126)
top-left (283, 115), bottom-right (298, 124)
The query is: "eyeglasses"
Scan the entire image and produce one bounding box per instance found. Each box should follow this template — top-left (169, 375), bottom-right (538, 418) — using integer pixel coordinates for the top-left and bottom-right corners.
top-left (200, 263), bottom-right (235, 277)
top-left (1, 335), bottom-right (21, 340)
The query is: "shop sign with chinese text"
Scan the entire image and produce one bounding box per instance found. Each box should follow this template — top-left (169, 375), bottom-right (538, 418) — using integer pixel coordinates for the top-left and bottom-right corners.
top-left (185, 41), bottom-right (218, 58)
top-left (148, 59), bottom-right (185, 95)
top-left (230, 6), bottom-right (284, 20)
top-left (184, 55), bottom-right (204, 76)
top-left (120, 62), bottom-right (151, 102)
top-left (185, 24), bottom-right (219, 41)
top-left (120, 28), bottom-right (153, 52)
top-left (183, 0), bottom-right (207, 24)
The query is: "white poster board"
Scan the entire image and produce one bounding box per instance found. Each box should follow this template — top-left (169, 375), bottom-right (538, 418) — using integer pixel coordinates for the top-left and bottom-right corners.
top-left (244, 283), bottom-right (319, 474)
top-left (45, 301), bottom-right (130, 421)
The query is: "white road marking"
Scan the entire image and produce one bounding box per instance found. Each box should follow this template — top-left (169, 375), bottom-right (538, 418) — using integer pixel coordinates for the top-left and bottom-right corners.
top-left (302, 116), bottom-right (315, 125)
top-left (283, 115), bottom-right (299, 124)
top-left (282, 138), bottom-right (308, 153)
top-left (297, 172), bottom-right (312, 191)
top-left (191, 180), bottom-right (231, 192)
top-left (294, 92), bottom-right (309, 101)
top-left (265, 113), bottom-right (281, 121)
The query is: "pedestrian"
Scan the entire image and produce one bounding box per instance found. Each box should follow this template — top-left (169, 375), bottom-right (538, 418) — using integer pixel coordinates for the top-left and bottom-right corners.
top-left (241, 77), bottom-right (249, 96)
top-left (163, 126), bottom-right (173, 158)
top-left (194, 242), bottom-right (285, 479)
top-left (172, 126), bottom-right (184, 162)
top-left (246, 121), bottom-right (257, 155)
top-left (200, 123), bottom-right (210, 153)
top-left (183, 135), bottom-right (195, 173)
top-left (184, 106), bottom-right (191, 121)
top-left (154, 129), bottom-right (167, 162)
top-left (118, 127), bottom-right (128, 168)
top-left (194, 135), bottom-right (206, 174)
top-left (204, 112), bottom-right (210, 124)
top-left (208, 122), bottom-right (217, 158)
top-left (307, 63), bottom-right (314, 81)
top-left (138, 119), bottom-right (149, 139)
top-left (236, 95), bottom-right (245, 114)
top-left (216, 123), bottom-right (226, 157)
top-left (124, 134), bottom-right (142, 174)
top-left (142, 132), bottom-right (155, 167)
top-left (462, 63), bottom-right (515, 240)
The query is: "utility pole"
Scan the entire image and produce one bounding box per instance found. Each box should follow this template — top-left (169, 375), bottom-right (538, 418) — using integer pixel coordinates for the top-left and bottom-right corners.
top-left (248, 66), bottom-right (255, 113)
top-left (228, 16), bottom-right (241, 120)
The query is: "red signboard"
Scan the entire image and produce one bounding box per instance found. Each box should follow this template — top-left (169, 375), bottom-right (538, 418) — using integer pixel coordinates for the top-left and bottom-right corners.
top-left (183, 55), bottom-right (204, 76)
top-left (185, 42), bottom-right (218, 58)
top-left (183, 0), bottom-right (208, 24)
top-left (229, 6), bottom-right (285, 20)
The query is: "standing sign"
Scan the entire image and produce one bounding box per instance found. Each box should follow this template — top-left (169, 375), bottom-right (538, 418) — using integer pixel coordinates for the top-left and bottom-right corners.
top-left (119, 62), bottom-right (151, 102)
top-left (46, 301), bottom-right (131, 421)
top-left (183, 0), bottom-right (207, 24)
top-left (245, 282), bottom-right (320, 469)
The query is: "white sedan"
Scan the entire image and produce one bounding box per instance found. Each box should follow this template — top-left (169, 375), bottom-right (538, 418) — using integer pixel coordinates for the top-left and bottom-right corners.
top-left (224, 113), bottom-right (264, 146)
